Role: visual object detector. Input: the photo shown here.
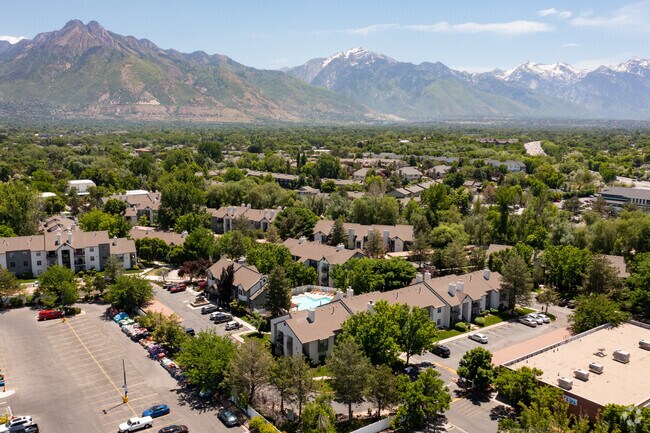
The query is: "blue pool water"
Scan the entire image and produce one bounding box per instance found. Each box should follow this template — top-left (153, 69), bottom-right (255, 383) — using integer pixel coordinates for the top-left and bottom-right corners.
top-left (292, 294), bottom-right (333, 310)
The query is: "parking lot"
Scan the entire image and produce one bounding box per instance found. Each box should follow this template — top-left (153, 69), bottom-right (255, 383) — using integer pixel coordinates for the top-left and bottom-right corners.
top-left (0, 304), bottom-right (248, 433)
top-left (410, 305), bottom-right (571, 433)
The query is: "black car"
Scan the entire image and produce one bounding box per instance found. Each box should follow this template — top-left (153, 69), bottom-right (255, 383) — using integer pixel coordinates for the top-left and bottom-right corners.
top-left (211, 312), bottom-right (232, 323)
top-left (185, 327), bottom-right (195, 337)
top-left (158, 425), bottom-right (188, 433)
top-left (431, 344), bottom-right (451, 358)
top-left (9, 424), bottom-right (39, 433)
top-left (201, 305), bottom-right (220, 315)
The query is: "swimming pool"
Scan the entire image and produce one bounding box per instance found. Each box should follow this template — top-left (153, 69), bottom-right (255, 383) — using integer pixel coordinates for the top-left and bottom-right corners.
top-left (291, 293), bottom-right (334, 310)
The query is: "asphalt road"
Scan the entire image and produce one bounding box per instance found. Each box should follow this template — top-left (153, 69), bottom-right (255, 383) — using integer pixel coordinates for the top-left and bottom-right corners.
top-left (0, 304), bottom-right (249, 433)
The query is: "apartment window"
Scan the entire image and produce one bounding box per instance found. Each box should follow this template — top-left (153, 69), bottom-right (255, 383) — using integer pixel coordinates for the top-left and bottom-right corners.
top-left (437, 318), bottom-right (441, 325)
top-left (37, 261), bottom-right (42, 266)
top-left (437, 307), bottom-right (442, 313)
top-left (318, 339), bottom-right (329, 353)
top-left (36, 252), bottom-right (41, 257)
top-left (90, 256), bottom-right (95, 262)
top-left (90, 247), bottom-right (94, 252)
top-left (9, 262), bottom-right (15, 268)
top-left (23, 261), bottom-right (28, 267)
top-left (22, 251), bottom-right (27, 255)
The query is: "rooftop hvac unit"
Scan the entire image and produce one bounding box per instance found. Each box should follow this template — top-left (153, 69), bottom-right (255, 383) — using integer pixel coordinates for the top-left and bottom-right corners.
top-left (640, 340), bottom-right (650, 350)
top-left (613, 349), bottom-right (630, 364)
top-left (558, 376), bottom-right (573, 390)
top-left (588, 362), bottom-right (604, 374)
top-left (574, 369), bottom-right (590, 381)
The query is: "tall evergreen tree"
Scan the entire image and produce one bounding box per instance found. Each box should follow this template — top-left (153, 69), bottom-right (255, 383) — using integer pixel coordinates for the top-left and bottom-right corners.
top-left (265, 266), bottom-right (291, 317)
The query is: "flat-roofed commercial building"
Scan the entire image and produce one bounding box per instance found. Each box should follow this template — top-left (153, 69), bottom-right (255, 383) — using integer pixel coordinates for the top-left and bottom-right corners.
top-left (598, 187), bottom-right (650, 211)
top-left (503, 321), bottom-right (650, 420)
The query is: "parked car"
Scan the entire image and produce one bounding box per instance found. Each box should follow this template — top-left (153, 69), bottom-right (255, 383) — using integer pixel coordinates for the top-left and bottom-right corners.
top-left (210, 312), bottom-right (232, 323)
top-left (0, 417), bottom-right (33, 432)
top-left (530, 313), bottom-right (550, 323)
top-left (469, 333), bottom-right (489, 344)
top-left (217, 409), bottom-right (238, 427)
top-left (525, 314), bottom-right (543, 325)
top-left (0, 373), bottom-right (5, 387)
top-left (431, 344), bottom-right (451, 358)
top-left (119, 318), bottom-right (136, 327)
top-left (170, 285), bottom-right (186, 293)
top-left (10, 424), bottom-right (39, 433)
top-left (519, 317), bottom-right (538, 327)
top-left (158, 426), bottom-right (188, 433)
top-left (558, 298), bottom-right (568, 307)
top-left (163, 284), bottom-right (176, 291)
top-left (142, 404), bottom-right (170, 418)
top-left (567, 300), bottom-right (578, 309)
top-left (201, 305), bottom-right (219, 315)
top-left (224, 321), bottom-right (242, 331)
top-left (184, 328), bottom-right (195, 337)
top-left (37, 309), bottom-right (64, 321)
top-left (118, 416), bottom-right (153, 432)
top-left (113, 312), bottom-right (129, 323)
top-left (197, 280), bottom-right (208, 289)
top-left (198, 387), bottom-right (212, 398)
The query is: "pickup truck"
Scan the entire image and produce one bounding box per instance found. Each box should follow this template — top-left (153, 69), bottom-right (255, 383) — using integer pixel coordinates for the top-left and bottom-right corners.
top-left (117, 416), bottom-right (153, 432)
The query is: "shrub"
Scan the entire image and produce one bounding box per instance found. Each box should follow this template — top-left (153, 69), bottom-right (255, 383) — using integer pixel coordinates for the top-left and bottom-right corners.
top-left (455, 322), bottom-right (468, 332)
top-left (474, 317), bottom-right (485, 326)
top-left (490, 308), bottom-right (499, 314)
top-left (9, 297), bottom-right (24, 308)
top-left (249, 416), bottom-right (267, 432)
top-left (25, 294), bottom-right (36, 305)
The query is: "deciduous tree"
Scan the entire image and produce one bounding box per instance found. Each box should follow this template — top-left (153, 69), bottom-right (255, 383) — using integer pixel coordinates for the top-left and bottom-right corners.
top-left (569, 294), bottom-right (629, 334)
top-left (367, 364), bottom-right (399, 416)
top-left (104, 276), bottom-right (154, 313)
top-left (457, 347), bottom-right (495, 393)
top-left (39, 265), bottom-right (78, 308)
top-left (0, 267), bottom-right (21, 305)
top-left (501, 254), bottom-right (533, 312)
top-left (226, 338), bottom-right (273, 406)
top-left (176, 329), bottom-right (236, 391)
top-left (392, 369), bottom-right (451, 431)
top-left (393, 305), bottom-right (438, 365)
top-left (328, 338), bottom-right (372, 421)
top-left (301, 395), bottom-right (336, 433)
top-left (494, 366), bottom-right (543, 408)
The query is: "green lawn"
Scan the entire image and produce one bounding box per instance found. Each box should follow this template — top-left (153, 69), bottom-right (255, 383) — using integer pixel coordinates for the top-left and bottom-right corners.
top-left (483, 314), bottom-right (503, 326)
top-left (435, 329), bottom-right (465, 341)
top-left (312, 364), bottom-right (331, 377)
top-left (242, 332), bottom-right (271, 344)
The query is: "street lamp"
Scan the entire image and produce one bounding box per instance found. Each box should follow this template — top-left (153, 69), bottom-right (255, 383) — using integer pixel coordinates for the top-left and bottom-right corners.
top-left (122, 359), bottom-right (128, 403)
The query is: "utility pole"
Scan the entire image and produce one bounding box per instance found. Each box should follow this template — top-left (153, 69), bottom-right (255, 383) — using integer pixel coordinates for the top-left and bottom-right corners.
top-left (122, 359), bottom-right (128, 403)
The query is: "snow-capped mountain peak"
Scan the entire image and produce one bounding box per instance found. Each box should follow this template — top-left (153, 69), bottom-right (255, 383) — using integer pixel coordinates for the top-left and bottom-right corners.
top-left (504, 61), bottom-right (585, 82)
top-left (321, 47), bottom-right (396, 68)
top-left (613, 57), bottom-right (650, 76)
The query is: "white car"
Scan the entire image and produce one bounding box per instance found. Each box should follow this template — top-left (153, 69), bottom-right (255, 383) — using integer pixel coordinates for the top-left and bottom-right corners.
top-left (225, 320), bottom-right (242, 331)
top-left (469, 333), bottom-right (489, 344)
top-left (536, 313), bottom-right (551, 323)
top-left (118, 416), bottom-right (153, 432)
top-left (526, 314), bottom-right (544, 325)
top-left (0, 416), bottom-right (33, 432)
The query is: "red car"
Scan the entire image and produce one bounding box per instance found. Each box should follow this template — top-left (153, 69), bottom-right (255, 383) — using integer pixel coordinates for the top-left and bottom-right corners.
top-left (38, 309), bottom-right (64, 321)
top-left (169, 285), bottom-right (186, 293)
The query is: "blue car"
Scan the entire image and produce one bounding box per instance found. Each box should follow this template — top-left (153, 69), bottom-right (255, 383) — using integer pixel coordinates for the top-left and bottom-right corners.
top-left (142, 403), bottom-right (170, 418)
top-left (113, 312), bottom-right (129, 323)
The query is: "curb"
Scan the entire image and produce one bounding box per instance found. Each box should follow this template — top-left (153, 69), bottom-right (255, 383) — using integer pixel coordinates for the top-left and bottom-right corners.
top-left (438, 319), bottom-right (512, 344)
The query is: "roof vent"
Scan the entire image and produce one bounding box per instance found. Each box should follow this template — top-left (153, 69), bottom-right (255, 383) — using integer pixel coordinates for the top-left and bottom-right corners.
top-left (558, 376), bottom-right (573, 390)
top-left (574, 369), bottom-right (589, 381)
top-left (307, 308), bottom-right (315, 323)
top-left (640, 340), bottom-right (650, 351)
top-left (588, 362), bottom-right (604, 374)
top-left (613, 349), bottom-right (630, 364)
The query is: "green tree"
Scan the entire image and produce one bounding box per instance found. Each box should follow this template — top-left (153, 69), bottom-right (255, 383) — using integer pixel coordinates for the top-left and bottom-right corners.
top-left (599, 404), bottom-right (650, 433)
top-left (329, 218), bottom-right (347, 247)
top-left (392, 369), bottom-right (451, 431)
top-left (216, 264), bottom-right (235, 307)
top-left (501, 254), bottom-right (533, 312)
top-left (457, 347), bottom-right (495, 393)
top-left (494, 366), bottom-right (543, 408)
top-left (542, 245), bottom-right (591, 293)
top-left (569, 294), bottom-right (629, 334)
top-left (151, 314), bottom-right (188, 355)
top-left (630, 253), bottom-right (650, 318)
top-left (269, 356), bottom-right (294, 413)
top-left (328, 338), bottom-right (372, 421)
top-left (264, 267), bottom-right (292, 317)
top-left (331, 258), bottom-right (384, 295)
top-left (197, 141), bottom-right (223, 162)
top-left (39, 265), bottom-right (78, 308)
top-left (393, 304), bottom-right (438, 365)
top-left (315, 154), bottom-right (344, 179)
top-left (103, 255), bottom-right (124, 283)
top-left (0, 267), bottom-right (21, 305)
top-left (499, 386), bottom-right (574, 433)
top-left (176, 329), bottom-right (236, 391)
top-left (215, 230), bottom-right (252, 259)
top-left (0, 181), bottom-right (43, 235)
top-left (102, 198), bottom-right (127, 215)
top-left (301, 395), bottom-right (336, 433)
top-left (364, 229), bottom-right (386, 258)
top-left (183, 227), bottom-right (218, 260)
top-left (78, 210), bottom-right (131, 238)
top-left (43, 196), bottom-right (66, 215)
top-left (157, 179), bottom-right (205, 229)
top-left (174, 212), bottom-right (210, 234)
top-left (135, 237), bottom-right (170, 261)
top-left (341, 300), bottom-right (400, 366)
top-left (226, 338), bottom-right (273, 406)
top-left (247, 243), bottom-right (293, 274)
top-left (274, 207), bottom-right (318, 240)
top-left (536, 287), bottom-right (559, 313)
top-left (287, 354), bottom-right (316, 418)
top-left (367, 364), bottom-right (400, 416)
top-left (104, 276), bottom-right (154, 313)
top-left (583, 254), bottom-right (622, 295)
top-left (0, 225), bottom-right (15, 238)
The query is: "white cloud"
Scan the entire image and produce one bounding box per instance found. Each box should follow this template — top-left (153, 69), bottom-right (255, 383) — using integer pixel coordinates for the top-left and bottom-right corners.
top-left (0, 35), bottom-right (26, 44)
top-left (538, 8), bottom-right (558, 17)
top-left (571, 2), bottom-right (650, 30)
top-left (404, 20), bottom-right (554, 35)
top-left (327, 20), bottom-right (553, 36)
top-left (538, 7), bottom-right (572, 19)
top-left (562, 42), bottom-right (581, 48)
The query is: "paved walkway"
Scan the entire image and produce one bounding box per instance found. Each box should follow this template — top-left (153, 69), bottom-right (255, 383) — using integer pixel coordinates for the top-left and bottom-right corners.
top-left (492, 326), bottom-right (572, 365)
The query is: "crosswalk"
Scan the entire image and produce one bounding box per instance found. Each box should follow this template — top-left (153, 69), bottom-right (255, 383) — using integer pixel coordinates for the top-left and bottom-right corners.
top-left (44, 315), bottom-right (185, 433)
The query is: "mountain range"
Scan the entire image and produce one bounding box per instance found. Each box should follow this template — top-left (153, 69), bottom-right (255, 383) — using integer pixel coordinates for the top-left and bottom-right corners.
top-left (0, 20), bottom-right (649, 122)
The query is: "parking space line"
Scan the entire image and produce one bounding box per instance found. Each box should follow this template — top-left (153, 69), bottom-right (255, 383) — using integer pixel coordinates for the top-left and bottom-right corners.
top-left (63, 319), bottom-right (138, 418)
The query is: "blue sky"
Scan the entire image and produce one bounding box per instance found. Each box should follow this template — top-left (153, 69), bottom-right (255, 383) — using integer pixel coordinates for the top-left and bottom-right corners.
top-left (0, 1), bottom-right (648, 71)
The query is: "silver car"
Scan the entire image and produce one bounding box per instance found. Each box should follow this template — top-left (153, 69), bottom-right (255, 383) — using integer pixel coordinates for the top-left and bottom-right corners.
top-left (469, 333), bottom-right (488, 344)
top-left (526, 314), bottom-right (544, 325)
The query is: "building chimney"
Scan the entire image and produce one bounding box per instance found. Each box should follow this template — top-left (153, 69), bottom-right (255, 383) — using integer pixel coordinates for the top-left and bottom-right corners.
top-left (347, 228), bottom-right (356, 249)
top-left (346, 287), bottom-right (354, 298)
top-left (246, 203), bottom-right (251, 208)
top-left (298, 236), bottom-right (307, 244)
top-left (307, 308), bottom-right (316, 323)
top-left (270, 210), bottom-right (276, 219)
top-left (367, 300), bottom-right (374, 313)
top-left (335, 243), bottom-right (344, 252)
top-left (238, 256), bottom-right (246, 266)
top-left (56, 229), bottom-right (61, 245)
top-left (448, 283), bottom-right (457, 296)
top-left (383, 230), bottom-right (390, 245)
top-left (368, 229), bottom-right (374, 239)
top-left (181, 230), bottom-right (188, 238)
top-left (241, 203), bottom-right (245, 207)
top-left (483, 269), bottom-right (491, 280)
top-left (112, 236), bottom-right (117, 246)
top-left (71, 223), bottom-right (76, 231)
top-left (67, 230), bottom-right (73, 244)
top-left (335, 290), bottom-right (343, 301)
top-left (416, 274), bottom-right (423, 283)
top-left (457, 281), bottom-right (464, 293)
top-left (424, 271), bottom-right (431, 281)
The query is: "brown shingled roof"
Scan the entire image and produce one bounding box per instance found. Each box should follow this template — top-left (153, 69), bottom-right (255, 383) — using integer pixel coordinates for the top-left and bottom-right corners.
top-left (283, 300), bottom-right (351, 343)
